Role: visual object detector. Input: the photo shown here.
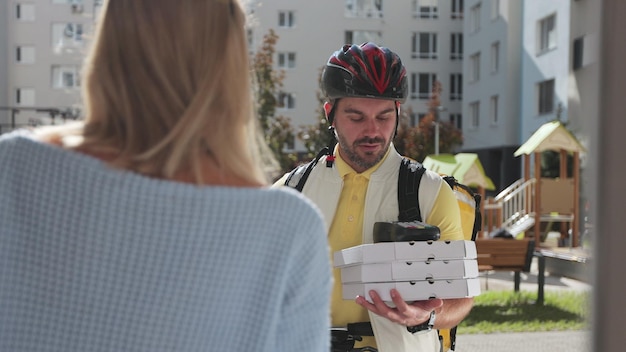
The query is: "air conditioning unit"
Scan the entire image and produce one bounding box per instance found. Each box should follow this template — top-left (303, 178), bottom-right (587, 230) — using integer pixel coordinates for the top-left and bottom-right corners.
top-left (71, 3), bottom-right (84, 14)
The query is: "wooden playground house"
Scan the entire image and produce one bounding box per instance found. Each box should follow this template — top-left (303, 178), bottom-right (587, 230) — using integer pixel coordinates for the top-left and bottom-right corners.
top-left (483, 120), bottom-right (586, 249)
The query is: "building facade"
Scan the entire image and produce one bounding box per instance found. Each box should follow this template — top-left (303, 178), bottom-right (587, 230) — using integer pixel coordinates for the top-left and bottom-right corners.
top-left (1, 0), bottom-right (101, 132)
top-left (1, 0), bottom-right (600, 194)
top-left (248, 0), bottom-right (465, 153)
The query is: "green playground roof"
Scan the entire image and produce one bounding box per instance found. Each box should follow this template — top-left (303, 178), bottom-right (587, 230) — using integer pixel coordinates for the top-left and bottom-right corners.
top-left (422, 153), bottom-right (496, 190)
top-left (514, 120), bottom-right (586, 156)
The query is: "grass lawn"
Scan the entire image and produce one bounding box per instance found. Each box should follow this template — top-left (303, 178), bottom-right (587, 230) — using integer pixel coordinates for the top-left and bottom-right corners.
top-left (457, 290), bottom-right (591, 334)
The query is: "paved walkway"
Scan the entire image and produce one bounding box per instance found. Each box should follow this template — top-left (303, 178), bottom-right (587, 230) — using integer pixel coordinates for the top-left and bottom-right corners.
top-left (455, 330), bottom-right (591, 352)
top-left (454, 257), bottom-right (592, 352)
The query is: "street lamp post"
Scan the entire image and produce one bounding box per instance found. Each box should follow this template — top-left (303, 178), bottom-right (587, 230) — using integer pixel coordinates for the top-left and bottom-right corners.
top-left (434, 105), bottom-right (446, 155)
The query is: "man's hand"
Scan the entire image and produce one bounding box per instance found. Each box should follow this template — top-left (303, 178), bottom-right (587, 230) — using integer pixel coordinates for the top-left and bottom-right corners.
top-left (355, 289), bottom-right (443, 327)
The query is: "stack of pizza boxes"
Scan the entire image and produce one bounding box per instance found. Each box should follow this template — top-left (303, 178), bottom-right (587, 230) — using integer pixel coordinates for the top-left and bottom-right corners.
top-left (333, 221), bottom-right (481, 302)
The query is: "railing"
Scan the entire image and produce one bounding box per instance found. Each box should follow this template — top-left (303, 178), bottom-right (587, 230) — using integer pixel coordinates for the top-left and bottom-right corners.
top-left (483, 178), bottom-right (536, 236)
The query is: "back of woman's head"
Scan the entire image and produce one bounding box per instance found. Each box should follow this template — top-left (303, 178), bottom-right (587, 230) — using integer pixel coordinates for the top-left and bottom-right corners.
top-left (80, 0), bottom-right (275, 184)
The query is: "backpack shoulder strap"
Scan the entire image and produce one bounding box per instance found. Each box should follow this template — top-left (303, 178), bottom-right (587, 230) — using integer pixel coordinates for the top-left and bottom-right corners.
top-left (284, 147), bottom-right (329, 192)
top-left (397, 158), bottom-right (426, 222)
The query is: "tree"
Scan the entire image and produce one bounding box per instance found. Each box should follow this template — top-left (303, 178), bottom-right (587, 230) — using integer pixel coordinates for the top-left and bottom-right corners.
top-left (394, 80), bottom-right (463, 162)
top-left (297, 70), bottom-right (336, 161)
top-left (251, 29), bottom-right (298, 173)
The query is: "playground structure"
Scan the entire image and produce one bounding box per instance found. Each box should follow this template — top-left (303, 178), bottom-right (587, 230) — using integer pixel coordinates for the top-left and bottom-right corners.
top-left (481, 121), bottom-right (586, 249)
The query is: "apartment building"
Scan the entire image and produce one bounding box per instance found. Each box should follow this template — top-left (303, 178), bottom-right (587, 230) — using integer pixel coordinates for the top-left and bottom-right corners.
top-left (1, 0), bottom-right (101, 131)
top-left (1, 0), bottom-right (600, 194)
top-left (248, 0), bottom-right (465, 152)
top-left (462, 0), bottom-right (523, 189)
top-left (462, 0), bottom-right (599, 191)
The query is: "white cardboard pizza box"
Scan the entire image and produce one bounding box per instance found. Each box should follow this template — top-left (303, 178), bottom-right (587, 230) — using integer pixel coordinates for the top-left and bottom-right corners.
top-left (339, 259), bottom-right (479, 283)
top-left (333, 240), bottom-right (477, 267)
top-left (341, 277), bottom-right (481, 302)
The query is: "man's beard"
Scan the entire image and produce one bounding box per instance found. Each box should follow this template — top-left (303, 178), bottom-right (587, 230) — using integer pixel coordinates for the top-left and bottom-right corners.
top-left (336, 134), bottom-right (392, 172)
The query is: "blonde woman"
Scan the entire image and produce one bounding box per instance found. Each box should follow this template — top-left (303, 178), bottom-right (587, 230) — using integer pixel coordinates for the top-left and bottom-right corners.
top-left (0, 0), bottom-right (331, 351)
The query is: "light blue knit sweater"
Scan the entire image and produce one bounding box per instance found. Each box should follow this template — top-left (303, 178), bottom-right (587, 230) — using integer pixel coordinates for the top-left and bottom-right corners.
top-left (0, 131), bottom-right (331, 352)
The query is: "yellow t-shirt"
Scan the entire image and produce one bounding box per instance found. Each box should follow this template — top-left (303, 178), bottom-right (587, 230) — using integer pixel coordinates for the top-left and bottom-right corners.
top-left (329, 149), bottom-right (463, 349)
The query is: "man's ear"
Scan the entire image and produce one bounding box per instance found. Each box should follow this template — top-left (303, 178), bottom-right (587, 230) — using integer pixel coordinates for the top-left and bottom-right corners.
top-left (323, 101), bottom-right (333, 117)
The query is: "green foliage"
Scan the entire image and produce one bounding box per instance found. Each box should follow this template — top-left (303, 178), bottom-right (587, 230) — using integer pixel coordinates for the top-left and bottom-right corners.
top-left (394, 81), bottom-right (463, 162)
top-left (458, 290), bottom-right (590, 334)
top-left (297, 84), bottom-right (335, 161)
top-left (251, 29), bottom-right (298, 173)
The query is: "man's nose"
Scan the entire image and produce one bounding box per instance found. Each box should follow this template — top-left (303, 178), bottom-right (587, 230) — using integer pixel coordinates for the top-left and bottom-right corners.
top-left (362, 118), bottom-right (379, 135)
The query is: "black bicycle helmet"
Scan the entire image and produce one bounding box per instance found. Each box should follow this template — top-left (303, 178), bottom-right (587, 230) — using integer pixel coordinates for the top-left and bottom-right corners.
top-left (321, 42), bottom-right (408, 103)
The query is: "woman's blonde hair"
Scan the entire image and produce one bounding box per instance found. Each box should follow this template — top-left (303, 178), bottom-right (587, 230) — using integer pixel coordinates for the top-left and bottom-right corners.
top-left (65, 0), bottom-right (276, 184)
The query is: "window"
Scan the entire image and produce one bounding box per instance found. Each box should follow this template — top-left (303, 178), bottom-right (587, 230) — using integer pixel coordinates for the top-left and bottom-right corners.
top-left (491, 41), bottom-right (499, 73)
top-left (491, 0), bottom-right (500, 20)
top-left (537, 79), bottom-right (555, 115)
top-left (469, 52), bottom-right (480, 82)
top-left (450, 74), bottom-right (462, 101)
top-left (345, 0), bottom-right (383, 18)
top-left (16, 88), bottom-right (36, 106)
top-left (52, 23), bottom-right (84, 49)
top-left (451, 0), bottom-right (464, 19)
top-left (470, 3), bottom-right (481, 33)
top-left (278, 11), bottom-right (295, 28)
top-left (412, 0), bottom-right (438, 19)
top-left (52, 65), bottom-right (80, 89)
top-left (573, 37), bottom-right (584, 70)
top-left (490, 95), bottom-right (499, 125)
top-left (412, 32), bottom-right (437, 59)
top-left (345, 30), bottom-right (382, 45)
top-left (470, 101), bottom-right (480, 128)
top-left (411, 73), bottom-right (437, 99)
top-left (277, 52), bottom-right (296, 69)
top-left (16, 46), bottom-right (35, 64)
top-left (277, 91), bottom-right (295, 109)
top-left (450, 33), bottom-right (463, 60)
top-left (449, 113), bottom-right (462, 130)
top-left (94, 0), bottom-right (104, 21)
top-left (538, 14), bottom-right (556, 53)
top-left (16, 3), bottom-right (35, 21)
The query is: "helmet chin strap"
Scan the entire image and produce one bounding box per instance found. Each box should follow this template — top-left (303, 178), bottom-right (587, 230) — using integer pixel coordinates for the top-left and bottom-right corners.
top-left (324, 100), bottom-right (400, 167)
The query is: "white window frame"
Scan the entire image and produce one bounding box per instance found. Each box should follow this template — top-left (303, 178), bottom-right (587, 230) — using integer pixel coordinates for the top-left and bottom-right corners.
top-left (52, 23), bottom-right (84, 49)
top-left (345, 0), bottom-right (383, 18)
top-left (277, 52), bottom-right (296, 69)
top-left (470, 101), bottom-right (480, 128)
top-left (16, 45), bottom-right (36, 64)
top-left (52, 65), bottom-right (80, 89)
top-left (490, 95), bottom-right (499, 125)
top-left (470, 3), bottom-right (481, 33)
top-left (16, 88), bottom-right (36, 106)
top-left (470, 52), bottom-right (480, 82)
top-left (451, 0), bottom-right (464, 19)
top-left (16, 3), bottom-right (35, 21)
top-left (278, 11), bottom-right (295, 28)
top-left (450, 73), bottom-right (462, 101)
top-left (277, 91), bottom-right (295, 110)
top-left (491, 41), bottom-right (499, 73)
top-left (538, 14), bottom-right (557, 54)
top-left (412, 32), bottom-right (438, 59)
top-left (491, 0), bottom-right (500, 20)
top-left (412, 73), bottom-right (437, 100)
top-left (412, 0), bottom-right (438, 19)
top-left (450, 33), bottom-right (463, 60)
top-left (537, 79), bottom-right (555, 115)
top-left (345, 30), bottom-right (382, 45)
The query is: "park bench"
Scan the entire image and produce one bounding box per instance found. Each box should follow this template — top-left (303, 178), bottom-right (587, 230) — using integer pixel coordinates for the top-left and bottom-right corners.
top-left (475, 238), bottom-right (535, 292)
